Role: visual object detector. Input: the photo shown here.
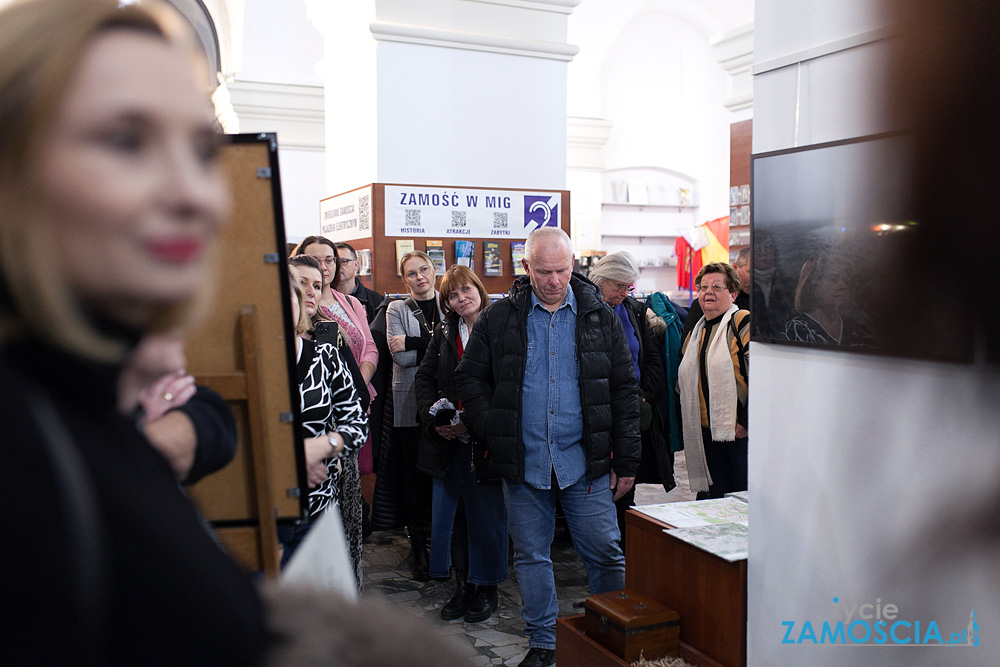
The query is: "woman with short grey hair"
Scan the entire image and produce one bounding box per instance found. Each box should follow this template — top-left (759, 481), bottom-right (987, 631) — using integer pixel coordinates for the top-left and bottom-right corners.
top-left (589, 250), bottom-right (640, 289)
top-left (588, 252), bottom-right (675, 553)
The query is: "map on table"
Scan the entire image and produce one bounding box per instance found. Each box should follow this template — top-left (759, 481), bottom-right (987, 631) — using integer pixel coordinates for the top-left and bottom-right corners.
top-left (631, 497), bottom-right (749, 529)
top-left (666, 523), bottom-right (748, 562)
top-left (725, 490), bottom-right (748, 504)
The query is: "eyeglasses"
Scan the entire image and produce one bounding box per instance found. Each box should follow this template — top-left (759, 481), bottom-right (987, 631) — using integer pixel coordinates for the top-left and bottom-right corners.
top-left (611, 281), bottom-right (634, 294)
top-left (309, 255), bottom-right (336, 267)
top-left (405, 265), bottom-right (433, 279)
top-left (337, 257), bottom-right (357, 265)
top-left (698, 283), bottom-right (730, 293)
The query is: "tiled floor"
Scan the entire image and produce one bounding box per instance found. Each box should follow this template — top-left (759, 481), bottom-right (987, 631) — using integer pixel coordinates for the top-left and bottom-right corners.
top-left (361, 453), bottom-right (696, 665)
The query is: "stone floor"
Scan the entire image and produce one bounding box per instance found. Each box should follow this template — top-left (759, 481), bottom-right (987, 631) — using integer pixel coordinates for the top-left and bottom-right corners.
top-left (361, 453), bottom-right (697, 665)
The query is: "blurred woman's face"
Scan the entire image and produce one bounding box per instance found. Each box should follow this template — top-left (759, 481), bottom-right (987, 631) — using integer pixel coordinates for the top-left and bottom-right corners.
top-left (447, 282), bottom-right (482, 321)
top-left (296, 266), bottom-right (322, 318)
top-left (39, 31), bottom-right (228, 327)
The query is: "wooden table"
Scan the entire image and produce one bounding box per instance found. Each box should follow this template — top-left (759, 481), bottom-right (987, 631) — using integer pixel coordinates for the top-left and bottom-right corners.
top-left (624, 509), bottom-right (747, 667)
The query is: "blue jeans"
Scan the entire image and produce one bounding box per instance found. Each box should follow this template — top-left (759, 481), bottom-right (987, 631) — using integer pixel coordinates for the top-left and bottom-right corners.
top-left (503, 473), bottom-right (624, 649)
top-left (429, 443), bottom-right (509, 584)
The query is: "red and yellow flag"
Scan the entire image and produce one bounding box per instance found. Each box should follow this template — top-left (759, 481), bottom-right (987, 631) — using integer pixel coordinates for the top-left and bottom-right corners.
top-left (675, 216), bottom-right (730, 289)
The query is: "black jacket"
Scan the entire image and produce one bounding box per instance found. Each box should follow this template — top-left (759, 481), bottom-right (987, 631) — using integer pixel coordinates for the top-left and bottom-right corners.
top-left (455, 274), bottom-right (641, 484)
top-left (1, 338), bottom-right (265, 666)
top-left (620, 296), bottom-right (675, 491)
top-left (348, 279), bottom-right (384, 324)
top-left (414, 313), bottom-right (494, 482)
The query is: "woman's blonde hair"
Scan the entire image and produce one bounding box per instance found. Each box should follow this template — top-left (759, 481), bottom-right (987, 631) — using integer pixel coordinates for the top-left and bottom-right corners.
top-left (0, 0), bottom-right (214, 362)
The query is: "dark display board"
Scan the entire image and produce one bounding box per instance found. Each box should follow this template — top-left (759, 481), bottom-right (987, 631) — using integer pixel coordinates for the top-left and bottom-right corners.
top-left (751, 132), bottom-right (971, 363)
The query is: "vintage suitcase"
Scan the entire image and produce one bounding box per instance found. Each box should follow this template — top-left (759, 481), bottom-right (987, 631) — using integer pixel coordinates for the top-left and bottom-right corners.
top-left (581, 589), bottom-right (680, 663)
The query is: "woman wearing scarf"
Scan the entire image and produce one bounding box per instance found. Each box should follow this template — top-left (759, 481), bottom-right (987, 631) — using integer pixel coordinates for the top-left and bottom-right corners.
top-left (678, 263), bottom-right (750, 499)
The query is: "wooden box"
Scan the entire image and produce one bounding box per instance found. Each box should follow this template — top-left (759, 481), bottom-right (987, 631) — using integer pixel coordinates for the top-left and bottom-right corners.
top-left (557, 615), bottom-right (630, 667)
top-left (581, 589), bottom-right (680, 663)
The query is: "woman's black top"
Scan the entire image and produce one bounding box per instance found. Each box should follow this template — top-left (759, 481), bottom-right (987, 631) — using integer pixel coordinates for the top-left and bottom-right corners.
top-left (0, 337), bottom-right (266, 666)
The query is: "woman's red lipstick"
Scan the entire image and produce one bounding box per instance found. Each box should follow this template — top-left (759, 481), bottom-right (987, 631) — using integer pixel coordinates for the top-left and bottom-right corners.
top-left (148, 238), bottom-right (202, 263)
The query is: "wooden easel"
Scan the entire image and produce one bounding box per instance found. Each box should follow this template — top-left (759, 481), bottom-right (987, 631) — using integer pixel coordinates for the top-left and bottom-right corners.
top-left (185, 134), bottom-right (305, 577)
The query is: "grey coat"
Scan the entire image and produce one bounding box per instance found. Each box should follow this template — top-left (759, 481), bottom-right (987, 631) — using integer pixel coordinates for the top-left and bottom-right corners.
top-left (386, 294), bottom-right (444, 426)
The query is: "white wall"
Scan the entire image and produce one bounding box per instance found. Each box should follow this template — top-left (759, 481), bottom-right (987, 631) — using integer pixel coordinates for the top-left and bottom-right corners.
top-left (749, 1), bottom-right (1000, 664)
top-left (565, 2), bottom-right (742, 293)
top-left (375, 42), bottom-right (568, 190)
top-left (231, 0), bottom-right (325, 243)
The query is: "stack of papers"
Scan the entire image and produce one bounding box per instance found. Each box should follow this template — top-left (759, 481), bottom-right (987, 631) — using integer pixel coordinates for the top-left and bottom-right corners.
top-left (632, 497), bottom-right (748, 562)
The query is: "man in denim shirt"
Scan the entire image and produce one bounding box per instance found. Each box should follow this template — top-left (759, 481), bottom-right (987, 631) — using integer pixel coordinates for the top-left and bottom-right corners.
top-left (457, 227), bottom-right (641, 667)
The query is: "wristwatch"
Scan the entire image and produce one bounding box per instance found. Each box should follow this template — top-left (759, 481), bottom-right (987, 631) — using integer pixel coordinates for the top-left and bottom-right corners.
top-left (327, 432), bottom-right (341, 457)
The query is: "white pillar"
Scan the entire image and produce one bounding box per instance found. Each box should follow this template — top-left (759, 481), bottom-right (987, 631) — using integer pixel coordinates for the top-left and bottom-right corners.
top-left (312, 0), bottom-right (580, 196)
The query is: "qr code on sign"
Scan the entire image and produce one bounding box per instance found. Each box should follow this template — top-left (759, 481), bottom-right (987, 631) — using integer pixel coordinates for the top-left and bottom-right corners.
top-left (405, 209), bottom-right (421, 225)
top-left (493, 212), bottom-right (508, 228)
top-left (359, 194), bottom-right (371, 231)
top-left (451, 211), bottom-right (467, 227)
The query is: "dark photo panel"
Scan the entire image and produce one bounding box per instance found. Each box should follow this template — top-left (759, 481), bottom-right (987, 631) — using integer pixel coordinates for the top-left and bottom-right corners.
top-left (751, 133), bottom-right (973, 363)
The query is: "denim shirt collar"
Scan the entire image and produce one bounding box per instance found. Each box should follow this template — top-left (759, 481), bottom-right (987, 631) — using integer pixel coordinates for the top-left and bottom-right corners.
top-left (529, 284), bottom-right (577, 316)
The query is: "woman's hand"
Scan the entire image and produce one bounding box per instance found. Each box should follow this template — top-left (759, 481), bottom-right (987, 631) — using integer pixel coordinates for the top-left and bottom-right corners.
top-left (388, 334), bottom-right (406, 354)
top-left (303, 433), bottom-right (345, 488)
top-left (137, 371), bottom-right (196, 427)
top-left (735, 423), bottom-right (748, 439)
top-left (434, 421), bottom-right (466, 440)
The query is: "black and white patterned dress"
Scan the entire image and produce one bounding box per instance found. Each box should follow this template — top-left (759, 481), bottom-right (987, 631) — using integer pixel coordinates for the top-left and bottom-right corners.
top-left (296, 338), bottom-right (368, 586)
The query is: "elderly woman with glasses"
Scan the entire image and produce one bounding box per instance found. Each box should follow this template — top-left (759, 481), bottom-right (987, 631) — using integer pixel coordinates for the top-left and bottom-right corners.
top-left (677, 262), bottom-right (750, 499)
top-left (589, 252), bottom-right (674, 549)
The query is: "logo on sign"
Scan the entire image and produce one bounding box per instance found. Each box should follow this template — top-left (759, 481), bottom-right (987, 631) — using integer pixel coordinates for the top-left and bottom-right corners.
top-left (523, 195), bottom-right (559, 232)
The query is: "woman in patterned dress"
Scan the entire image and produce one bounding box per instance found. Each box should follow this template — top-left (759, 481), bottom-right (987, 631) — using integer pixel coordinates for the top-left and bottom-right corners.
top-left (283, 269), bottom-right (368, 588)
top-left (292, 239), bottom-right (378, 479)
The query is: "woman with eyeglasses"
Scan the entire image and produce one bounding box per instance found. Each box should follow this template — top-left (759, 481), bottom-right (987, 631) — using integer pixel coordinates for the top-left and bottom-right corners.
top-left (386, 251), bottom-right (444, 580)
top-left (677, 262), bottom-right (750, 499)
top-left (589, 252), bottom-right (674, 551)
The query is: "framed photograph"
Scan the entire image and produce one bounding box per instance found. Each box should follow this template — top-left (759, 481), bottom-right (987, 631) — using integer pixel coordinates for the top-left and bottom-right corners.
top-left (741, 205), bottom-right (750, 226)
top-left (751, 132), bottom-right (967, 362)
top-left (730, 207), bottom-right (739, 227)
top-left (739, 184), bottom-right (750, 205)
top-left (730, 186), bottom-right (739, 207)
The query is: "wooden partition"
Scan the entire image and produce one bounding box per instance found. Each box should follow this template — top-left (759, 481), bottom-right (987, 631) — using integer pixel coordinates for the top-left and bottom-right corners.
top-left (185, 134), bottom-right (305, 576)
